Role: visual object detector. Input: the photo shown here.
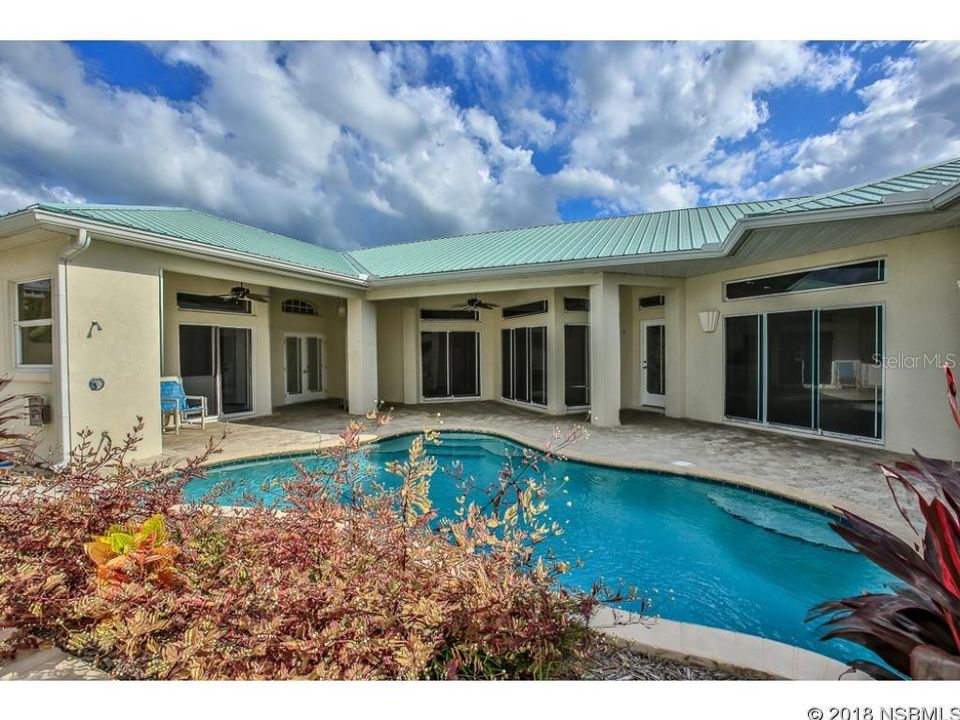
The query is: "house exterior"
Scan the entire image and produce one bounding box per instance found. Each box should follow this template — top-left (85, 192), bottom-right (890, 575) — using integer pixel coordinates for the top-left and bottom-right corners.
top-left (2, 157), bottom-right (959, 463)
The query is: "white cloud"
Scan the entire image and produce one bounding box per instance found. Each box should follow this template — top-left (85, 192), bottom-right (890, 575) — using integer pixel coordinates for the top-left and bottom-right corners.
top-left (0, 40), bottom-right (957, 249)
top-left (759, 42), bottom-right (960, 197)
top-left (560, 41), bottom-right (861, 212)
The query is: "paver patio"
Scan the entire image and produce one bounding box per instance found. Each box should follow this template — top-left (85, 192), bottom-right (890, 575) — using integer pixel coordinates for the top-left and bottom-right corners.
top-left (160, 400), bottom-right (917, 532)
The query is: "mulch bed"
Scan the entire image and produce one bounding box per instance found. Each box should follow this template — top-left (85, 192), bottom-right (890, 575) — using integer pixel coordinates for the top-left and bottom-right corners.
top-left (566, 637), bottom-right (771, 680)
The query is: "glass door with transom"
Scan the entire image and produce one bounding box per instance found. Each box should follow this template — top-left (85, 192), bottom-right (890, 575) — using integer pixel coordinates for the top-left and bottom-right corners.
top-left (640, 319), bottom-right (666, 408)
top-left (284, 334), bottom-right (327, 403)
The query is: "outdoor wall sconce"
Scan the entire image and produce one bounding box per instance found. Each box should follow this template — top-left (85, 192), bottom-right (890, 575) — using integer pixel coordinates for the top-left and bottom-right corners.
top-left (337, 302), bottom-right (346, 318)
top-left (698, 310), bottom-right (720, 333)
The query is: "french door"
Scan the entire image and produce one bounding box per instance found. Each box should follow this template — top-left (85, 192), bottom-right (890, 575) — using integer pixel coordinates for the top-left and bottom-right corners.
top-left (284, 333), bottom-right (327, 403)
top-left (179, 325), bottom-right (253, 417)
top-left (640, 319), bottom-right (666, 408)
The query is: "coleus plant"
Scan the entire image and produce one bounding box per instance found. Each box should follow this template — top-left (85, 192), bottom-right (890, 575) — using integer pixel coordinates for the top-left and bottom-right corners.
top-left (809, 366), bottom-right (960, 679)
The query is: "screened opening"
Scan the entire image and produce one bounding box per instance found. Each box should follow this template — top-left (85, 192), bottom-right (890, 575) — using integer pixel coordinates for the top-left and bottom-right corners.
top-left (724, 315), bottom-right (762, 422)
top-left (724, 260), bottom-right (885, 301)
top-left (502, 300), bottom-right (548, 319)
top-left (420, 331), bottom-right (479, 399)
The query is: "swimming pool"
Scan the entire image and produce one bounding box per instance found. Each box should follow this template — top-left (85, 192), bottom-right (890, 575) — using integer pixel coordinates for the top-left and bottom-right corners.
top-left (184, 431), bottom-right (893, 665)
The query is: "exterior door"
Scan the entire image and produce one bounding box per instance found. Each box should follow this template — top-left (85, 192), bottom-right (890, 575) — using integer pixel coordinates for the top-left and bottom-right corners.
top-left (179, 324), bottom-right (253, 417)
top-left (641, 319), bottom-right (666, 408)
top-left (284, 333), bottom-right (326, 403)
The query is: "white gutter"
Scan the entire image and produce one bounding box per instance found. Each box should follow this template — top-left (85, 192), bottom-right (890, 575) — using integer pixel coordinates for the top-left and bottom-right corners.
top-left (56, 228), bottom-right (91, 464)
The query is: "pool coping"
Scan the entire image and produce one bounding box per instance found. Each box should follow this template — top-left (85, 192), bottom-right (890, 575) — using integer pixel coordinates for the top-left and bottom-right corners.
top-left (588, 607), bottom-right (870, 681)
top-left (191, 423), bottom-right (911, 542)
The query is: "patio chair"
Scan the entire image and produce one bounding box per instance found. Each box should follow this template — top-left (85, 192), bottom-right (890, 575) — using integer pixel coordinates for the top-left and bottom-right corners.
top-left (160, 376), bottom-right (208, 434)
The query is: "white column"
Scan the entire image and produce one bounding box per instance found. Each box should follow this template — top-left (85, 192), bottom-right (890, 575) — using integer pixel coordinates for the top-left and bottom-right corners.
top-left (589, 276), bottom-right (621, 427)
top-left (401, 302), bottom-right (419, 405)
top-left (347, 297), bottom-right (379, 415)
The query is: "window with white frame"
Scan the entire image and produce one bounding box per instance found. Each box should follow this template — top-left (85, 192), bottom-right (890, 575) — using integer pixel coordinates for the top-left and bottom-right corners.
top-left (281, 298), bottom-right (317, 316)
top-left (14, 278), bottom-right (53, 366)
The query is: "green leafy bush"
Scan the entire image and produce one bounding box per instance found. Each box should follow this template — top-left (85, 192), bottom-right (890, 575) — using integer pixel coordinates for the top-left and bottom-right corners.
top-left (0, 404), bottom-right (602, 679)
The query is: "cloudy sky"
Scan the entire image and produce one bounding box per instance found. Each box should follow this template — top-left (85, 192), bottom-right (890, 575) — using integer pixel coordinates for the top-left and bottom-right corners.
top-left (0, 41), bottom-right (958, 249)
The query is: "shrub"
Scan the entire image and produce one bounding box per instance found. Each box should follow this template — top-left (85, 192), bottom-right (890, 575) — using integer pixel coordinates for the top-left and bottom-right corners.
top-left (0, 405), bottom-right (603, 679)
top-left (808, 366), bottom-right (960, 679)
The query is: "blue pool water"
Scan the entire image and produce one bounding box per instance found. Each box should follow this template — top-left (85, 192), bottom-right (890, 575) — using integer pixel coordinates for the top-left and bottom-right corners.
top-left (184, 432), bottom-right (894, 665)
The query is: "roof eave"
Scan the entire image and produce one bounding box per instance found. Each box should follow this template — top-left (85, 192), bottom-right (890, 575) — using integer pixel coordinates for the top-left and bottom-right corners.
top-left (32, 209), bottom-right (369, 288)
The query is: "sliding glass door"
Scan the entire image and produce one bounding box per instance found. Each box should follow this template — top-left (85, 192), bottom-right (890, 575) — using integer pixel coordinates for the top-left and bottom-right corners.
top-left (818, 306), bottom-right (883, 438)
top-left (765, 310), bottom-right (815, 429)
top-left (723, 305), bottom-right (883, 440)
top-left (501, 326), bottom-right (547, 406)
top-left (564, 324), bottom-right (590, 407)
top-left (724, 314), bottom-right (762, 422)
top-left (179, 324), bottom-right (253, 416)
top-left (421, 331), bottom-right (479, 399)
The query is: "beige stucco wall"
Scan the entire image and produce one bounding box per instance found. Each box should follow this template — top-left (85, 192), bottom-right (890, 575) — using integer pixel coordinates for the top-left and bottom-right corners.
top-left (67, 241), bottom-right (163, 458)
top-left (682, 227), bottom-right (960, 459)
top-left (0, 232), bottom-right (64, 460)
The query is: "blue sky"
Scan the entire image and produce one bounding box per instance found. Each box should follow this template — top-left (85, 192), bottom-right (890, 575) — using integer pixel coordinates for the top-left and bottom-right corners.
top-left (0, 41), bottom-right (958, 248)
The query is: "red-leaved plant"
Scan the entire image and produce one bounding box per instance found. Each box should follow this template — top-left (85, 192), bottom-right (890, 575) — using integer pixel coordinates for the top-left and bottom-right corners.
top-left (0, 397), bottom-right (611, 679)
top-left (809, 365), bottom-right (960, 680)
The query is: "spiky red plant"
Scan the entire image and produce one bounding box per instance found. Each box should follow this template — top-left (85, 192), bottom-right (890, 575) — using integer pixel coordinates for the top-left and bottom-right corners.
top-left (810, 365), bottom-right (960, 679)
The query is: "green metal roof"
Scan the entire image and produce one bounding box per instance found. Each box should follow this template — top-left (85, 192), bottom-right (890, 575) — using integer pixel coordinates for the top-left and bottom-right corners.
top-left (11, 155), bottom-right (960, 283)
top-left (345, 198), bottom-right (803, 278)
top-left (33, 203), bottom-right (361, 279)
top-left (765, 157), bottom-right (960, 215)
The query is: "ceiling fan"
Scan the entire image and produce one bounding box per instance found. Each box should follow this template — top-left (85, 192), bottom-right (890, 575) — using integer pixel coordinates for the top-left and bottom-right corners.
top-left (450, 295), bottom-right (499, 310)
top-left (215, 283), bottom-right (269, 303)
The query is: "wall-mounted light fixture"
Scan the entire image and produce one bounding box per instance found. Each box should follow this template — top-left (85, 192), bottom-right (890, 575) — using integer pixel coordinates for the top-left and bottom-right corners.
top-left (698, 310), bottom-right (720, 333)
top-left (337, 301), bottom-right (346, 318)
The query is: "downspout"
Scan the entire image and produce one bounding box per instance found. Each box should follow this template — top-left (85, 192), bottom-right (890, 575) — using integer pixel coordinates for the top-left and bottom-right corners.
top-left (56, 228), bottom-right (91, 464)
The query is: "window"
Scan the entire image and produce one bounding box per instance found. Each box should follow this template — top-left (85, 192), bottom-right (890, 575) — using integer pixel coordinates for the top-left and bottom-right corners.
top-left (723, 305), bottom-right (883, 440)
top-left (501, 326), bottom-right (547, 406)
top-left (177, 292), bottom-right (251, 314)
top-left (419, 308), bottom-right (479, 322)
top-left (563, 297), bottom-right (589, 312)
top-left (421, 331), bottom-right (479, 399)
top-left (281, 298), bottom-right (317, 315)
top-left (724, 260), bottom-right (885, 301)
top-left (14, 278), bottom-right (53, 366)
top-left (502, 300), bottom-right (548, 319)
top-left (564, 325), bottom-right (590, 407)
top-left (639, 294), bottom-right (665, 309)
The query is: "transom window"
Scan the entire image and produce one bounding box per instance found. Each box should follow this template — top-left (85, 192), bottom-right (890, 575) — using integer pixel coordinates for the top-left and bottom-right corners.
top-left (502, 300), bottom-right (548, 319)
top-left (14, 278), bottom-right (53, 367)
top-left (281, 298), bottom-right (317, 316)
top-left (563, 297), bottom-right (589, 312)
top-left (176, 293), bottom-right (251, 314)
top-left (724, 260), bottom-right (885, 301)
top-left (420, 308), bottom-right (479, 322)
